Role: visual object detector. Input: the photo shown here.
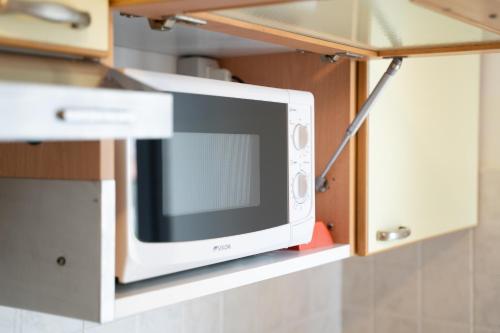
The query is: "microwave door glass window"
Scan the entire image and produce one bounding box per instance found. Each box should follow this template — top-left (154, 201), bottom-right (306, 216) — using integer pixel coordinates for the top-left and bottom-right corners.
top-left (136, 93), bottom-right (288, 242)
top-left (162, 133), bottom-right (260, 216)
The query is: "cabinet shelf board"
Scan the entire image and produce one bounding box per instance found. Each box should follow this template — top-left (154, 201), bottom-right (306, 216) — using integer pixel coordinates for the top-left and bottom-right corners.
top-left (114, 244), bottom-right (350, 318)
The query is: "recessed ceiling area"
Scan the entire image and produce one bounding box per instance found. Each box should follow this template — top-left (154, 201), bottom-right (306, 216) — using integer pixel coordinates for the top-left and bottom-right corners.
top-left (113, 12), bottom-right (291, 57)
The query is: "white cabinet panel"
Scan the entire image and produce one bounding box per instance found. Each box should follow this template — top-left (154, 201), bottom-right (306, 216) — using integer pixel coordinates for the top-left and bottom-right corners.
top-left (0, 179), bottom-right (115, 322)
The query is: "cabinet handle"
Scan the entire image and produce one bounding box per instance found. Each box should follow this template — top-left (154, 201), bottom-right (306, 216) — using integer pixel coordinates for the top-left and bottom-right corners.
top-left (376, 226), bottom-right (411, 242)
top-left (0, 0), bottom-right (91, 29)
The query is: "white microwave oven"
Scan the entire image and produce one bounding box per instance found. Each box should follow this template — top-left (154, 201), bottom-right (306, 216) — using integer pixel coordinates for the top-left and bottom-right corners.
top-left (116, 70), bottom-right (315, 283)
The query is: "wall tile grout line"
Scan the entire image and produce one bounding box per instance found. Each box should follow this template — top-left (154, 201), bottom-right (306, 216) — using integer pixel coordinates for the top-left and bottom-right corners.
top-left (417, 242), bottom-right (422, 333)
top-left (371, 257), bottom-right (376, 333)
top-left (181, 300), bottom-right (187, 333)
top-left (19, 310), bottom-right (23, 333)
top-left (470, 229), bottom-right (475, 333)
top-left (16, 309), bottom-right (22, 333)
top-left (219, 294), bottom-right (224, 333)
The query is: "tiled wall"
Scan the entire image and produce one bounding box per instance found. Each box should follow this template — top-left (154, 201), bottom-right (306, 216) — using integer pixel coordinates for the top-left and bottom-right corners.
top-left (0, 262), bottom-right (342, 333)
top-left (342, 52), bottom-right (500, 333)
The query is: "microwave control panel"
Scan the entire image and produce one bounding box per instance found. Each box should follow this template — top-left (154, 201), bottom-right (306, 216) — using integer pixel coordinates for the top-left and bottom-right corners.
top-left (288, 103), bottom-right (314, 223)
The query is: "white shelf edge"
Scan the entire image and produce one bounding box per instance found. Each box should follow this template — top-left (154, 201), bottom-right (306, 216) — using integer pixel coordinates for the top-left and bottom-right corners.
top-left (114, 244), bottom-right (351, 319)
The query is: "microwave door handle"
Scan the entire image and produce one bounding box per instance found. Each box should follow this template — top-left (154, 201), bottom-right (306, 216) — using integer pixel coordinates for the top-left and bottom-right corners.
top-left (0, 0), bottom-right (91, 29)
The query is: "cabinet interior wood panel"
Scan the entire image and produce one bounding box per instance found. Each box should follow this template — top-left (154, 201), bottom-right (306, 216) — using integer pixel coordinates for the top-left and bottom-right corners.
top-left (0, 141), bottom-right (114, 180)
top-left (358, 55), bottom-right (480, 255)
top-left (220, 52), bottom-right (356, 245)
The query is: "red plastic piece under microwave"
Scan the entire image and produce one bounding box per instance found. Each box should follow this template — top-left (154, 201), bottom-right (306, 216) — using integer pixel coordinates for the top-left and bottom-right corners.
top-left (289, 221), bottom-right (334, 251)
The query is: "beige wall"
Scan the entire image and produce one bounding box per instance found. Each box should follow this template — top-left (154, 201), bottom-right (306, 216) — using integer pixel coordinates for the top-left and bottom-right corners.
top-left (342, 52), bottom-right (500, 333)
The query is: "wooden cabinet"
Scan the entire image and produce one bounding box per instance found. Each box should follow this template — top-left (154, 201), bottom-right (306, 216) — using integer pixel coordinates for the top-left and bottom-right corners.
top-left (0, 0), bottom-right (109, 57)
top-left (357, 55), bottom-right (480, 254)
top-left (218, 52), bottom-right (480, 256)
top-left (0, 2), bottom-right (490, 249)
top-left (192, 0), bottom-right (487, 254)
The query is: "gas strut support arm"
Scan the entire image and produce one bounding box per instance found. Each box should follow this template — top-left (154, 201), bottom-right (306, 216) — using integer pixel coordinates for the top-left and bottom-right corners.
top-left (315, 57), bottom-right (403, 193)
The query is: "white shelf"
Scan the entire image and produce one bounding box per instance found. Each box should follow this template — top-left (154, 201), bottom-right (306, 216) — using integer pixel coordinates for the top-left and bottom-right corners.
top-left (114, 244), bottom-right (351, 319)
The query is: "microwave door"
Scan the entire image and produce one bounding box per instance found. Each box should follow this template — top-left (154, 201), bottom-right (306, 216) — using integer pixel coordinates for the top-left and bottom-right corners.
top-left (135, 92), bottom-right (289, 243)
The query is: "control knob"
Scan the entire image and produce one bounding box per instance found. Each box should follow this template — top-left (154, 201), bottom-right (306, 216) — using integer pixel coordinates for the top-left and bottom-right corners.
top-left (292, 171), bottom-right (308, 204)
top-left (293, 123), bottom-right (309, 150)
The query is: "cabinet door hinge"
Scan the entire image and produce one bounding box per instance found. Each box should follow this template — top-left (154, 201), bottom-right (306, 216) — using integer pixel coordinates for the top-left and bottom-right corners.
top-left (148, 15), bottom-right (207, 31)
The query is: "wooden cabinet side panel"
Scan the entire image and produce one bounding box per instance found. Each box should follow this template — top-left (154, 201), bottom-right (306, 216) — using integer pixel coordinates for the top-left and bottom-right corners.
top-left (355, 61), bottom-right (369, 255)
top-left (220, 52), bottom-right (356, 245)
top-left (0, 141), bottom-right (114, 180)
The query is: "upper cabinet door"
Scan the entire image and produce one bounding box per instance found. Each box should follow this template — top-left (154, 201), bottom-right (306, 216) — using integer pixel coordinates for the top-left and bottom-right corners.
top-left (357, 55), bottom-right (480, 255)
top-left (183, 0), bottom-right (500, 57)
top-left (0, 0), bottom-right (109, 57)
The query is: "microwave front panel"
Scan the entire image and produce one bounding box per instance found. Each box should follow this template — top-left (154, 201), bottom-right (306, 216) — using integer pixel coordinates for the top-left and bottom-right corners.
top-left (136, 93), bottom-right (288, 242)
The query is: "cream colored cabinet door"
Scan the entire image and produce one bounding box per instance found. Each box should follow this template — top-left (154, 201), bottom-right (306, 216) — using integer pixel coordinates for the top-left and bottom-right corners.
top-left (357, 55), bottom-right (480, 255)
top-left (0, 0), bottom-right (109, 57)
